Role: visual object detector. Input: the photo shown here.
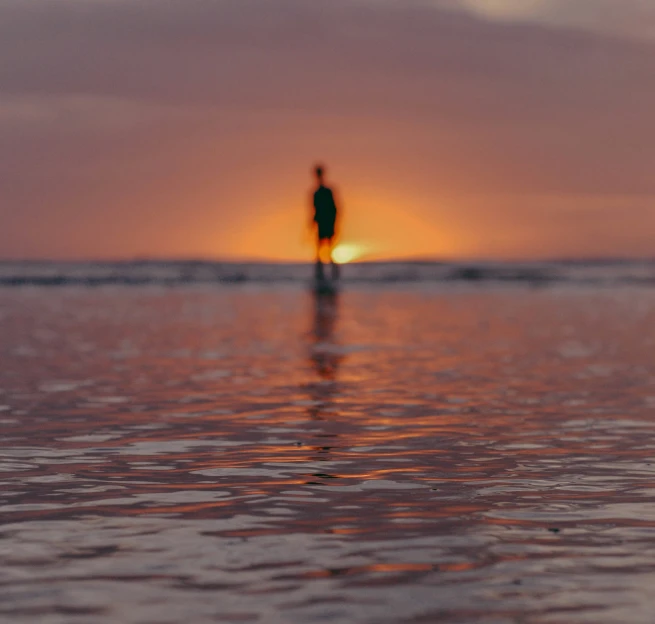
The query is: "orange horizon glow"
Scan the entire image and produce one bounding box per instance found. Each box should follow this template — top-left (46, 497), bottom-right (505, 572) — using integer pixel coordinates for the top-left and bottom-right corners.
top-left (5, 154), bottom-right (655, 263)
top-left (228, 188), bottom-right (467, 263)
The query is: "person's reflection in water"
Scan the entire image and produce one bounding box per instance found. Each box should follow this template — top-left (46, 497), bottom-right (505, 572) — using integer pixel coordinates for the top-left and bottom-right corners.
top-left (307, 289), bottom-right (343, 420)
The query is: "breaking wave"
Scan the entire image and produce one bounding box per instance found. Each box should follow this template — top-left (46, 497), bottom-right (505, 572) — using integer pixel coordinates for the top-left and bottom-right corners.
top-left (2, 259), bottom-right (655, 287)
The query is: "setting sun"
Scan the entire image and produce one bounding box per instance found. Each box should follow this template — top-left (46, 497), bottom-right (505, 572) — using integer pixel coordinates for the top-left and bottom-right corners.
top-left (332, 243), bottom-right (365, 264)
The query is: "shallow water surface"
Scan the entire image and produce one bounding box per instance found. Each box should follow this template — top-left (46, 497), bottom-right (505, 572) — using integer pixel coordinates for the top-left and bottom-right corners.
top-left (2, 286), bottom-right (655, 623)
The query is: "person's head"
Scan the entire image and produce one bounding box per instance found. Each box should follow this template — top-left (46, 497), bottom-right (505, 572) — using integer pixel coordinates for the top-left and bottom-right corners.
top-left (314, 164), bottom-right (325, 184)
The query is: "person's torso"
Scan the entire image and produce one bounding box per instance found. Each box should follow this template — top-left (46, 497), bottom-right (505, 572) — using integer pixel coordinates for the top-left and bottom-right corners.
top-left (313, 186), bottom-right (336, 222)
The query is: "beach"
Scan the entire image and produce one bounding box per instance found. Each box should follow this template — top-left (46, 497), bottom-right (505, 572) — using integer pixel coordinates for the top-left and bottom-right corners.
top-left (2, 281), bottom-right (655, 623)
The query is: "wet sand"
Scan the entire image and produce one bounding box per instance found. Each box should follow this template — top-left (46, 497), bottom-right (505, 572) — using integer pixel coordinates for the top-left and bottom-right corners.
top-left (2, 285), bottom-right (655, 623)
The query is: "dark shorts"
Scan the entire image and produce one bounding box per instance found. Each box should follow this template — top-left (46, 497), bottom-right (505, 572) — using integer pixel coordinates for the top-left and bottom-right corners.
top-left (317, 221), bottom-right (335, 240)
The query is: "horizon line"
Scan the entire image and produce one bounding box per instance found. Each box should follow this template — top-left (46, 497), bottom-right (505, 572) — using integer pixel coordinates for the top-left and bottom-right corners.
top-left (0, 255), bottom-right (654, 265)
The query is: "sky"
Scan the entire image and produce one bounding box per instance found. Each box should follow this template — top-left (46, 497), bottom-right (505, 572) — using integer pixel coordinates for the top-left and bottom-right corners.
top-left (1, 0), bottom-right (655, 261)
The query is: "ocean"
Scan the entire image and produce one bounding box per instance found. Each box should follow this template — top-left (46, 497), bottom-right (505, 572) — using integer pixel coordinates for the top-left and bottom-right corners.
top-left (2, 261), bottom-right (655, 622)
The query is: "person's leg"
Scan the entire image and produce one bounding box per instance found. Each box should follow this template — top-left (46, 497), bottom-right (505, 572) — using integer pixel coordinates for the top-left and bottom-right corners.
top-left (329, 238), bottom-right (340, 281)
top-left (315, 238), bottom-right (325, 280)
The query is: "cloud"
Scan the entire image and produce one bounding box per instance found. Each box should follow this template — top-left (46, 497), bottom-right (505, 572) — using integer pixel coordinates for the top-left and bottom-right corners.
top-left (431, 0), bottom-right (655, 41)
top-left (460, 0), bottom-right (552, 21)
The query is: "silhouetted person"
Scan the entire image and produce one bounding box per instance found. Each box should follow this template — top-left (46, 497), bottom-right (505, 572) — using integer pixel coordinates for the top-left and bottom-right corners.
top-left (310, 164), bottom-right (340, 283)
